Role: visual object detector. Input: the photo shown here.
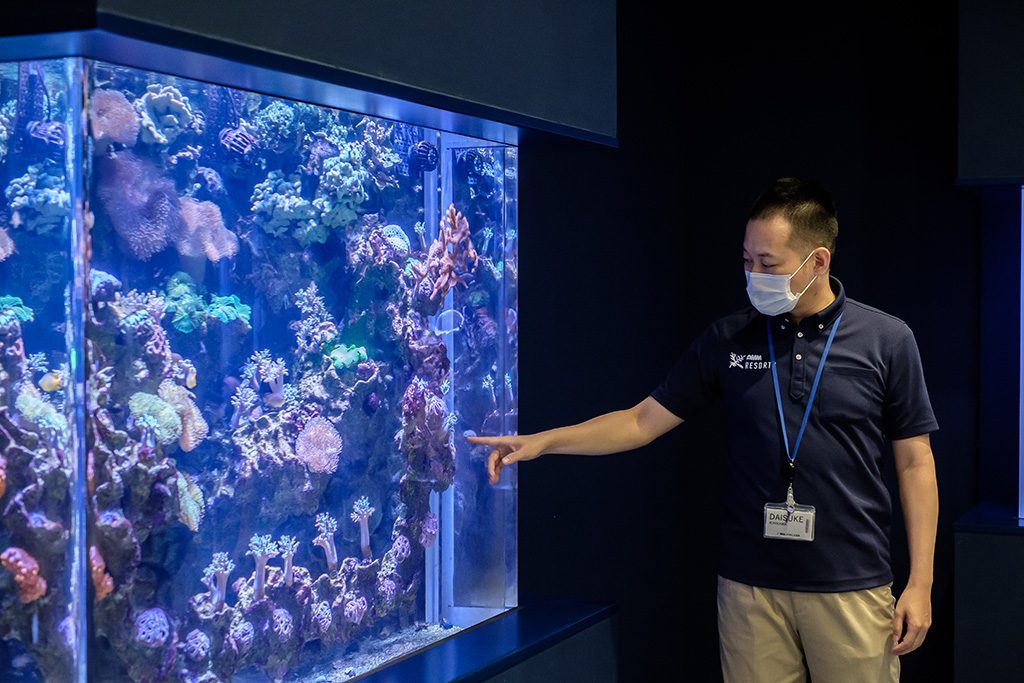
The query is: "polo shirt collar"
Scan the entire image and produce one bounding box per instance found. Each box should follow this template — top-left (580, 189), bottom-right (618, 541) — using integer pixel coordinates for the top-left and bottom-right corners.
top-left (777, 275), bottom-right (846, 330)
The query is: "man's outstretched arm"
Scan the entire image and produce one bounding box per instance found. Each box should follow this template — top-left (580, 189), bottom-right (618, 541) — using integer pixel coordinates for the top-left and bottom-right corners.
top-left (467, 396), bottom-right (684, 484)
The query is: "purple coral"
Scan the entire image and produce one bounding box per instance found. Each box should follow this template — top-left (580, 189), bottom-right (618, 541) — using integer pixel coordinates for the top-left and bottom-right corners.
top-left (313, 513), bottom-right (338, 571)
top-left (202, 552), bottom-right (235, 611)
top-left (343, 595), bottom-right (368, 625)
top-left (378, 579), bottom-right (397, 606)
top-left (246, 534), bottom-right (279, 602)
top-left (134, 607), bottom-right (170, 648)
top-left (350, 496), bottom-right (375, 561)
top-left (420, 512), bottom-right (439, 548)
top-left (272, 608), bottom-right (293, 642)
top-left (183, 629), bottom-right (210, 662)
top-left (95, 152), bottom-right (185, 261)
top-left (392, 534), bottom-right (411, 564)
top-left (229, 619), bottom-right (255, 654)
top-left (312, 600), bottom-right (333, 634)
top-left (295, 417), bottom-right (343, 475)
top-left (277, 535), bottom-right (299, 586)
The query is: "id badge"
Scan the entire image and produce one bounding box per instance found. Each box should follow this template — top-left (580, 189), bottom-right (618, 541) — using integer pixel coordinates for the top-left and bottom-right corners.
top-left (763, 502), bottom-right (816, 541)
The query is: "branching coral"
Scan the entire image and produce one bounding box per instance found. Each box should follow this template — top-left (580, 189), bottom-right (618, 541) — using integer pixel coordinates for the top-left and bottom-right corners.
top-left (246, 534), bottom-right (279, 602)
top-left (423, 204), bottom-right (480, 302)
top-left (0, 547), bottom-right (47, 603)
top-left (295, 416), bottom-right (343, 475)
top-left (350, 496), bottom-right (375, 561)
top-left (313, 512), bottom-right (338, 571)
top-left (291, 283), bottom-right (338, 355)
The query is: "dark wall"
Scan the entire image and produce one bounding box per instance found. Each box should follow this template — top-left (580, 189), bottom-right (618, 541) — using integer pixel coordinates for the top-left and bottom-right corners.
top-left (518, 2), bottom-right (978, 681)
top-left (95, 0), bottom-right (616, 143)
top-left (958, 0), bottom-right (1024, 182)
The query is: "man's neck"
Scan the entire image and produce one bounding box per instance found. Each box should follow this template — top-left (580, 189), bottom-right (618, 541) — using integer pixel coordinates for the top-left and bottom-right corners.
top-left (787, 279), bottom-right (836, 325)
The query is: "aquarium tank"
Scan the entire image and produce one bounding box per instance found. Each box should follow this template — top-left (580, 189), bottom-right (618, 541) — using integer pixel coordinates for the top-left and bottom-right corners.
top-left (0, 56), bottom-right (518, 681)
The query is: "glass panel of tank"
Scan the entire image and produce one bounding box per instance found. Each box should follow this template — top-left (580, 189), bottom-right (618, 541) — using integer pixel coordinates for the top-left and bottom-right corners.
top-left (0, 54), bottom-right (518, 682)
top-left (0, 58), bottom-right (86, 682)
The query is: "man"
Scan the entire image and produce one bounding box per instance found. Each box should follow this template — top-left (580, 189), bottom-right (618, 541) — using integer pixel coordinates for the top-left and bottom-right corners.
top-left (466, 178), bottom-right (938, 682)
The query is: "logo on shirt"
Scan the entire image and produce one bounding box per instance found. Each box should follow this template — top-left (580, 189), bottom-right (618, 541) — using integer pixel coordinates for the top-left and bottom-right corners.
top-left (728, 352), bottom-right (772, 370)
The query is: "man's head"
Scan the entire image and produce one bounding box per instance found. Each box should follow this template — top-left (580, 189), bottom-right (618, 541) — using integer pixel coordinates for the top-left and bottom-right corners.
top-left (743, 178), bottom-right (839, 319)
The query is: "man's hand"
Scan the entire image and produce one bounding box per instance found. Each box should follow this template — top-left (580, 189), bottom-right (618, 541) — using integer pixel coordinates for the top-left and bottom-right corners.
top-left (465, 434), bottom-right (546, 484)
top-left (891, 582), bottom-right (931, 655)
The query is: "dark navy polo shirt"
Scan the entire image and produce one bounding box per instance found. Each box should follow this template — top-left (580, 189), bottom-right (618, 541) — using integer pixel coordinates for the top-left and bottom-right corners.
top-left (650, 276), bottom-right (938, 592)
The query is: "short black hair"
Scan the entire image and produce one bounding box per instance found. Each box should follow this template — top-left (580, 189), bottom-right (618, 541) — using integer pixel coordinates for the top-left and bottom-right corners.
top-left (748, 177), bottom-right (838, 255)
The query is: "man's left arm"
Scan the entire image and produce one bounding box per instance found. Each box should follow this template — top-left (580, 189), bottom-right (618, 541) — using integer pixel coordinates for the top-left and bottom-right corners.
top-left (890, 433), bottom-right (938, 656)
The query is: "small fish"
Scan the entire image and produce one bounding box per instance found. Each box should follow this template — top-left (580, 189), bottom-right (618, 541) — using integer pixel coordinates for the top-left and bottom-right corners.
top-left (185, 366), bottom-right (197, 389)
top-left (263, 391), bottom-right (285, 408)
top-left (38, 371), bottom-right (63, 392)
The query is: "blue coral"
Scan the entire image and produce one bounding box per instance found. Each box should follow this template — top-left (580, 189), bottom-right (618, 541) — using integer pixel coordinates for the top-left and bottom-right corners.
top-left (249, 170), bottom-right (319, 242)
top-left (313, 151), bottom-right (369, 230)
top-left (4, 162), bottom-right (70, 235)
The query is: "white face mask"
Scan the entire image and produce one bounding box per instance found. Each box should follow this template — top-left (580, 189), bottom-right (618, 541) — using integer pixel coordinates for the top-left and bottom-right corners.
top-left (745, 250), bottom-right (818, 316)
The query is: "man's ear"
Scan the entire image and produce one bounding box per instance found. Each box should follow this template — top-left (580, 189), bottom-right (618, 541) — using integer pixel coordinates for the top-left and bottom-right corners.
top-left (814, 247), bottom-right (831, 275)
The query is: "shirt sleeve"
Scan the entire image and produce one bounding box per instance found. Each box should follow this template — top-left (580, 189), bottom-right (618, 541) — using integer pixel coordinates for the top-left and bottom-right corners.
top-left (649, 322), bottom-right (720, 420)
top-left (882, 323), bottom-right (939, 440)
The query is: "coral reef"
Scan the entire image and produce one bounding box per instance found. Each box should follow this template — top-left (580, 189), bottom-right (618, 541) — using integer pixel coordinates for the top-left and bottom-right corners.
top-left (134, 84), bottom-right (198, 146)
top-left (0, 547), bottom-right (47, 603)
top-left (249, 169), bottom-right (318, 241)
top-left (0, 67), bottom-right (517, 683)
top-left (96, 152), bottom-right (185, 260)
top-left (295, 416), bottom-right (343, 474)
top-left (89, 88), bottom-right (140, 152)
top-left (4, 161), bottom-right (70, 235)
top-left (177, 197), bottom-right (239, 262)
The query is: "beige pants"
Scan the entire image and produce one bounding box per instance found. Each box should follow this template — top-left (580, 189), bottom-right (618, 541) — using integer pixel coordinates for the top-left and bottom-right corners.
top-left (717, 575), bottom-right (900, 683)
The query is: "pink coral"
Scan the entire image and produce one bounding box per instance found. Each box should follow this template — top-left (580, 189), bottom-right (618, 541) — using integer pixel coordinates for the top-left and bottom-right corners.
top-left (89, 89), bottom-right (139, 152)
top-left (96, 152), bottom-right (184, 261)
top-left (176, 197), bottom-right (239, 262)
top-left (90, 545), bottom-right (113, 601)
top-left (0, 226), bottom-right (13, 262)
top-left (412, 204), bottom-right (479, 303)
top-left (1, 547), bottom-right (47, 603)
top-left (295, 417), bottom-right (343, 474)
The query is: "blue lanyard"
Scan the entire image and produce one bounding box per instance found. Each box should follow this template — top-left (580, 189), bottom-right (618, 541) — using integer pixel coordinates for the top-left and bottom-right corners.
top-left (766, 311), bottom-right (844, 470)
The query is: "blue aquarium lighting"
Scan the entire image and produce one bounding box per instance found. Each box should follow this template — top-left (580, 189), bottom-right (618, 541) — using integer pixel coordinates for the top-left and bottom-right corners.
top-left (0, 32), bottom-right (517, 683)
